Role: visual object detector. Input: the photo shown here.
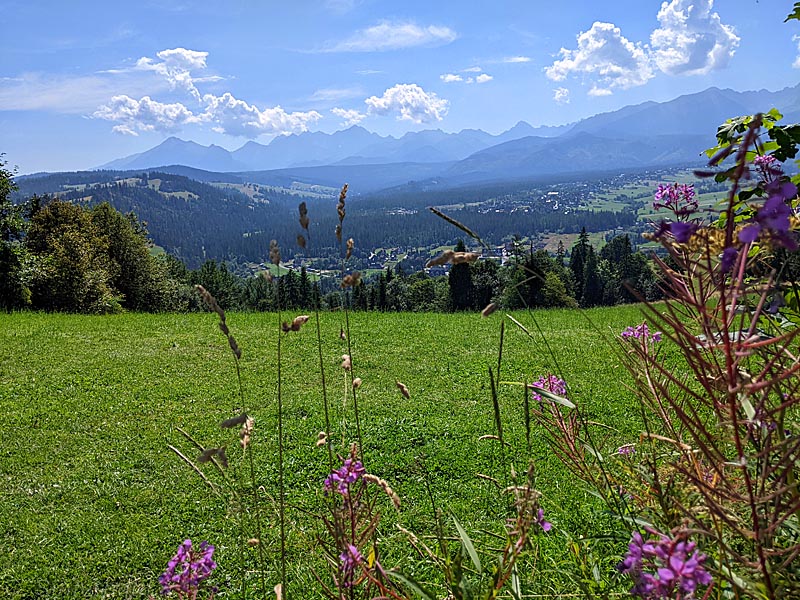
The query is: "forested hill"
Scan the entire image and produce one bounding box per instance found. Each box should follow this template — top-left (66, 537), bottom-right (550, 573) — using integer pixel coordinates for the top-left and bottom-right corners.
top-left (14, 170), bottom-right (638, 268)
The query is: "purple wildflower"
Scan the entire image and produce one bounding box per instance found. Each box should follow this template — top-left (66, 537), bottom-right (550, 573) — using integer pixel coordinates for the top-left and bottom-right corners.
top-left (535, 508), bottom-right (552, 532)
top-left (529, 374), bottom-right (567, 402)
top-left (738, 179), bottom-right (798, 250)
top-left (621, 323), bottom-right (662, 344)
top-left (339, 543), bottom-right (363, 588)
top-left (753, 154), bottom-right (782, 183)
top-left (653, 183), bottom-right (698, 216)
top-left (159, 539), bottom-right (216, 596)
top-left (720, 246), bottom-right (739, 273)
top-left (619, 531), bottom-right (712, 599)
top-left (324, 457), bottom-right (366, 496)
top-left (617, 444), bottom-right (636, 457)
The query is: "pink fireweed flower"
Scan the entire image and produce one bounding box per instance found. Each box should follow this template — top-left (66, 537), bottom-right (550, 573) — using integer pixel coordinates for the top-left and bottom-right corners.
top-left (529, 374), bottom-right (567, 402)
top-left (535, 508), bottom-right (552, 532)
top-left (619, 531), bottom-right (712, 599)
top-left (324, 457), bottom-right (366, 497)
top-left (159, 539), bottom-right (217, 596)
top-left (753, 154), bottom-right (782, 183)
top-left (617, 444), bottom-right (636, 457)
top-left (653, 183), bottom-right (698, 217)
top-left (738, 178), bottom-right (798, 250)
top-left (339, 544), bottom-right (363, 588)
top-left (621, 323), bottom-right (662, 344)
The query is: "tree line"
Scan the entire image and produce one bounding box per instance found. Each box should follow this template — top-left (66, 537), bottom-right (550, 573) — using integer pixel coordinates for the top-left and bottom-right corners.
top-left (1, 160), bottom-right (661, 313)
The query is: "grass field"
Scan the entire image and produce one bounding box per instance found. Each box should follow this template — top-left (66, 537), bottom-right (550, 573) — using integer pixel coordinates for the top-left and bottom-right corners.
top-left (0, 306), bottom-right (676, 599)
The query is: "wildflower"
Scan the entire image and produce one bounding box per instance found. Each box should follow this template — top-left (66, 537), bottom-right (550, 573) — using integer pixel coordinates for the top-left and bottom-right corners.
top-left (653, 183), bottom-right (698, 216)
top-left (535, 508), bottom-right (552, 532)
top-left (617, 444), bottom-right (635, 456)
top-left (621, 323), bottom-right (662, 344)
top-left (619, 531), bottom-right (712, 599)
top-left (339, 543), bottom-right (363, 588)
top-left (529, 374), bottom-right (567, 401)
top-left (738, 179), bottom-right (798, 250)
top-left (159, 539), bottom-right (217, 596)
top-left (324, 457), bottom-right (366, 496)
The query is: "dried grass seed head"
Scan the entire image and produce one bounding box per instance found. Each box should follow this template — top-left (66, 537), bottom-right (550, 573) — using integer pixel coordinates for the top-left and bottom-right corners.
top-left (396, 380), bottom-right (410, 399)
top-left (298, 201), bottom-right (309, 230)
top-left (481, 302), bottom-right (498, 317)
top-left (341, 354), bottom-right (352, 371)
top-left (297, 234), bottom-right (306, 249)
top-left (352, 377), bottom-right (362, 389)
top-left (341, 271), bottom-right (362, 288)
top-left (346, 237), bottom-right (354, 259)
top-left (426, 249), bottom-right (455, 268)
top-left (269, 239), bottom-right (281, 266)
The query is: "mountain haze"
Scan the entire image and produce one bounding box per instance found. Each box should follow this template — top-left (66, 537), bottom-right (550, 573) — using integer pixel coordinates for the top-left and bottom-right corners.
top-left (96, 84), bottom-right (800, 187)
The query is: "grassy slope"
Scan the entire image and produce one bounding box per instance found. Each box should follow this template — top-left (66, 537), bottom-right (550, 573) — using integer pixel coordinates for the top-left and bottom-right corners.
top-left (0, 307), bottom-right (666, 599)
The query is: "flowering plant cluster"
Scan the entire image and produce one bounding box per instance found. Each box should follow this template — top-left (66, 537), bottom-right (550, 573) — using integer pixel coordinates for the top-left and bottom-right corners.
top-left (158, 539), bottom-right (217, 599)
top-left (652, 182), bottom-right (698, 216)
top-left (323, 456), bottom-right (366, 498)
top-left (528, 374), bottom-right (567, 401)
top-left (621, 322), bottom-right (662, 344)
top-left (619, 530), bottom-right (712, 599)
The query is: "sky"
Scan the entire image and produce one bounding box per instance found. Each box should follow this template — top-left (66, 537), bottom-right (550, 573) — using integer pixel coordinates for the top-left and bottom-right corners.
top-left (2, 0), bottom-right (799, 174)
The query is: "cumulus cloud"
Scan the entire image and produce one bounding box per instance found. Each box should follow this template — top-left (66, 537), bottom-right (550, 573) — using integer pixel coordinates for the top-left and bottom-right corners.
top-left (365, 84), bottom-right (448, 123)
top-left (588, 86), bottom-right (613, 97)
top-left (200, 93), bottom-right (322, 137)
top-left (545, 21), bottom-right (653, 93)
top-left (327, 21), bottom-right (457, 52)
top-left (440, 73), bottom-right (463, 83)
top-left (135, 47), bottom-right (210, 99)
top-left (504, 56), bottom-right (532, 63)
top-left (331, 107), bottom-right (366, 126)
top-left (553, 87), bottom-right (570, 104)
top-left (92, 95), bottom-right (199, 134)
top-left (441, 72), bottom-right (492, 84)
top-left (650, 0), bottom-right (739, 75)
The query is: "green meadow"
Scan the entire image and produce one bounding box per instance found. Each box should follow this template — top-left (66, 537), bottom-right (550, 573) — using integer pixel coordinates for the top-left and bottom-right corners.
top-left (0, 307), bottom-right (676, 599)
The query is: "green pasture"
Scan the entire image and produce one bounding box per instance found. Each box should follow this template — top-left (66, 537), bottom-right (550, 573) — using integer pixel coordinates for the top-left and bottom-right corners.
top-left (0, 306), bottom-right (673, 599)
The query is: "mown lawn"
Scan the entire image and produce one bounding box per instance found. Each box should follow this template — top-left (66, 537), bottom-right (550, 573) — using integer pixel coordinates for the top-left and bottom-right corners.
top-left (0, 306), bottom-right (673, 599)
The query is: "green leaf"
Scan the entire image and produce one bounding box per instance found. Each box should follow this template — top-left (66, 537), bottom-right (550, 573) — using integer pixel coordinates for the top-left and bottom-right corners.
top-left (452, 515), bottom-right (483, 574)
top-left (386, 570), bottom-right (437, 600)
top-left (786, 2), bottom-right (800, 22)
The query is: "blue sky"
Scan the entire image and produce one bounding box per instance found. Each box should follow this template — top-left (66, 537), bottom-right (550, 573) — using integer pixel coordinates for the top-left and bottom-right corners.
top-left (2, 0), bottom-right (799, 173)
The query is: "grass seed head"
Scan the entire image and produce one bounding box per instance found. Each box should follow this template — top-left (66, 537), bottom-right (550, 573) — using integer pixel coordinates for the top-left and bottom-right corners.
top-left (220, 413), bottom-right (249, 428)
top-left (298, 201), bottom-right (309, 230)
top-left (335, 224), bottom-right (342, 242)
top-left (346, 237), bottom-right (354, 259)
top-left (240, 417), bottom-right (254, 449)
top-left (316, 431), bottom-right (329, 447)
top-left (269, 239), bottom-right (281, 266)
top-left (426, 249), bottom-right (455, 268)
top-left (341, 354), bottom-right (352, 371)
top-left (481, 302), bottom-right (498, 317)
top-left (451, 251), bottom-right (480, 264)
top-left (297, 234), bottom-right (306, 249)
top-left (352, 377), bottom-right (362, 390)
top-left (341, 272), bottom-right (361, 288)
top-left (396, 380), bottom-right (410, 399)
top-left (363, 474), bottom-right (401, 509)
top-left (282, 315), bottom-right (310, 333)
top-left (247, 538), bottom-right (260, 546)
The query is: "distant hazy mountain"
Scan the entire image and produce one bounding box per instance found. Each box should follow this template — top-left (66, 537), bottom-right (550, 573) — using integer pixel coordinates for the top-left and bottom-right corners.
top-left (97, 83), bottom-right (800, 181)
top-left (101, 137), bottom-right (249, 172)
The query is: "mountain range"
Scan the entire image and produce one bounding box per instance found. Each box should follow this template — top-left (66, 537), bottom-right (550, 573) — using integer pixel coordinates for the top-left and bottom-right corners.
top-left (99, 84), bottom-right (800, 191)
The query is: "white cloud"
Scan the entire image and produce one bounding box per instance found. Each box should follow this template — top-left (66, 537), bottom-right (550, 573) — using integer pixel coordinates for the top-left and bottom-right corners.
top-left (92, 95), bottom-right (199, 134)
top-left (504, 56), bottom-right (532, 63)
top-left (794, 35), bottom-right (800, 68)
top-left (365, 84), bottom-right (448, 123)
top-left (326, 21), bottom-right (457, 52)
top-left (553, 87), bottom-right (570, 104)
top-left (331, 107), bottom-right (366, 126)
top-left (545, 22), bottom-right (653, 93)
top-left (650, 0), bottom-right (739, 75)
top-left (441, 72), bottom-right (492, 84)
top-left (440, 73), bottom-right (464, 83)
top-left (588, 86), bottom-right (613, 97)
top-left (135, 47), bottom-right (210, 99)
top-left (199, 93), bottom-right (322, 137)
top-left (310, 87), bottom-right (363, 102)
top-left (324, 0), bottom-right (360, 13)
top-left (462, 66), bottom-right (483, 73)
